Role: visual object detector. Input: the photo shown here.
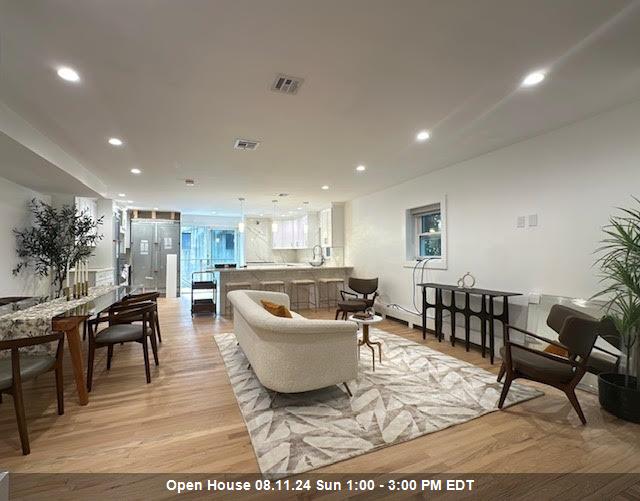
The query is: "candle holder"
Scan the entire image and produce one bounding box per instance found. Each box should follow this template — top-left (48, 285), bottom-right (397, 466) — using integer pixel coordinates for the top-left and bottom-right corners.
top-left (84, 281), bottom-right (90, 296)
top-left (63, 286), bottom-right (71, 301)
top-left (72, 283), bottom-right (78, 299)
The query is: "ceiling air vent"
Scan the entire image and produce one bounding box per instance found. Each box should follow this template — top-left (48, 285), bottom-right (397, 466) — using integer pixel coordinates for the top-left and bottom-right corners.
top-left (271, 74), bottom-right (303, 95)
top-left (234, 138), bottom-right (260, 151)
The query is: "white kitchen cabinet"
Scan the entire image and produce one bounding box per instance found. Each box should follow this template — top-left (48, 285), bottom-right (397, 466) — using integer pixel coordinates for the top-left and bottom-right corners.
top-left (319, 204), bottom-right (345, 248)
top-left (320, 209), bottom-right (332, 247)
top-left (272, 215), bottom-right (311, 249)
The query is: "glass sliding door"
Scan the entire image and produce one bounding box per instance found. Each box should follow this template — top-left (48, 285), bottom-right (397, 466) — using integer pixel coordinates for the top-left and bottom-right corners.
top-left (180, 225), bottom-right (240, 291)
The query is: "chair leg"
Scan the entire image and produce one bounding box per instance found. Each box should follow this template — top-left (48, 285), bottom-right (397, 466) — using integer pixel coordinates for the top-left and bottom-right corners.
top-left (155, 312), bottom-right (162, 343)
top-left (12, 383), bottom-right (30, 455)
top-left (82, 321), bottom-right (87, 341)
top-left (497, 362), bottom-right (506, 382)
top-left (55, 364), bottom-right (64, 415)
top-left (335, 309), bottom-right (340, 320)
top-left (497, 373), bottom-right (513, 409)
top-left (150, 332), bottom-right (159, 366)
top-left (87, 340), bottom-right (95, 392)
top-left (142, 337), bottom-right (151, 384)
top-left (565, 388), bottom-right (587, 425)
top-left (107, 345), bottom-right (114, 370)
top-left (343, 382), bottom-right (353, 397)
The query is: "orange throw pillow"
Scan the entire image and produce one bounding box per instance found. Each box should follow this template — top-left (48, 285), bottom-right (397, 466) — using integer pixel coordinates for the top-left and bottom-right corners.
top-left (544, 343), bottom-right (569, 357)
top-left (261, 300), bottom-right (292, 318)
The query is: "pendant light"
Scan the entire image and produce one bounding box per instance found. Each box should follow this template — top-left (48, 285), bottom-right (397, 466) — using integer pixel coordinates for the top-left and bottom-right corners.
top-left (271, 200), bottom-right (278, 232)
top-left (238, 197), bottom-right (245, 233)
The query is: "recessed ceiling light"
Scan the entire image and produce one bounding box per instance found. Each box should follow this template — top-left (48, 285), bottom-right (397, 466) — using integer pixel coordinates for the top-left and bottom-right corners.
top-left (118, 193), bottom-right (126, 197)
top-left (108, 137), bottom-right (124, 146)
top-left (416, 130), bottom-right (431, 142)
top-left (321, 185), bottom-right (329, 190)
top-left (127, 200), bottom-right (133, 204)
top-left (56, 66), bottom-right (80, 82)
top-left (212, 211), bottom-right (217, 214)
top-left (153, 207), bottom-right (159, 211)
top-left (297, 207), bottom-right (302, 210)
top-left (130, 168), bottom-right (141, 174)
top-left (521, 71), bottom-right (546, 87)
top-left (356, 165), bottom-right (366, 172)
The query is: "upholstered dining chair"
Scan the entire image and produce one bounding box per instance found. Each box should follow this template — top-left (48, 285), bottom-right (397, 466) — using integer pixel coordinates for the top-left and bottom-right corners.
top-left (497, 304), bottom-right (606, 425)
top-left (121, 291), bottom-right (162, 343)
top-left (86, 302), bottom-right (158, 390)
top-left (335, 277), bottom-right (379, 320)
top-left (0, 332), bottom-right (65, 455)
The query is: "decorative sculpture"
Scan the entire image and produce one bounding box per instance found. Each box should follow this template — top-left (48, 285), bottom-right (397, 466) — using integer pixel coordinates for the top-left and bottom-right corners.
top-left (457, 271), bottom-right (476, 289)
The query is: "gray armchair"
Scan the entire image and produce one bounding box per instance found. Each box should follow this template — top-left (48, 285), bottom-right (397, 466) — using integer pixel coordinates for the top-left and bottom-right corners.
top-left (497, 304), bottom-right (610, 424)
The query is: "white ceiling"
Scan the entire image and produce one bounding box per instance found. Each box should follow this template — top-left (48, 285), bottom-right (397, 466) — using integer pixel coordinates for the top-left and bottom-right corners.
top-left (1, 0), bottom-right (640, 215)
top-left (0, 132), bottom-right (98, 196)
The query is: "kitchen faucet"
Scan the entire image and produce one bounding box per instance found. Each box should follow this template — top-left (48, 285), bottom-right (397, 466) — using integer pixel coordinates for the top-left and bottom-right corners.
top-left (310, 245), bottom-right (325, 267)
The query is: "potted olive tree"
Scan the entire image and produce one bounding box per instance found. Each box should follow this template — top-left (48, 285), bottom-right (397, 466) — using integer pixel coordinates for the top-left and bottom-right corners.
top-left (13, 199), bottom-right (103, 298)
top-left (594, 199), bottom-right (640, 423)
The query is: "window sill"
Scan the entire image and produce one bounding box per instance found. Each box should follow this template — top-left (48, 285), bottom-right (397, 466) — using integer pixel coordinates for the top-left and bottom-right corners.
top-left (403, 260), bottom-right (448, 270)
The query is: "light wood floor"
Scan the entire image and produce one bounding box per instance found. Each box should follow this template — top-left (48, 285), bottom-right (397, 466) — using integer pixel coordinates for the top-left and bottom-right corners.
top-left (1, 296), bottom-right (639, 474)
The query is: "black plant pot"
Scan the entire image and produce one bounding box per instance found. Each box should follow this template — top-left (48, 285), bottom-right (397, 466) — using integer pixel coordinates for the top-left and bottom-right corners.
top-left (598, 373), bottom-right (640, 423)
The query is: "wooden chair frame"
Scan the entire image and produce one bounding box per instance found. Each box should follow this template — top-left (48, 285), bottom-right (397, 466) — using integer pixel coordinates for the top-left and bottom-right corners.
top-left (497, 324), bottom-right (596, 425)
top-left (122, 291), bottom-right (162, 343)
top-left (86, 302), bottom-right (158, 391)
top-left (0, 332), bottom-right (65, 455)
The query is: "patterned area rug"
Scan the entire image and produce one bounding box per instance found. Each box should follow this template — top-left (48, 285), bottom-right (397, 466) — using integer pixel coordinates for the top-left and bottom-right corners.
top-left (214, 329), bottom-right (543, 477)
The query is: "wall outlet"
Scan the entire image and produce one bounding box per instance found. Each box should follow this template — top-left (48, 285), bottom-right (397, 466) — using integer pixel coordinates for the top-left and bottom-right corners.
top-left (528, 292), bottom-right (541, 304)
top-left (516, 216), bottom-right (526, 228)
top-left (528, 214), bottom-right (538, 227)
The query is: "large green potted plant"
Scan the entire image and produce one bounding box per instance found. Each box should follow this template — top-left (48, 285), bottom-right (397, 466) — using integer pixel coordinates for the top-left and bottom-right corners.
top-left (593, 198), bottom-right (640, 423)
top-left (13, 199), bottom-right (103, 297)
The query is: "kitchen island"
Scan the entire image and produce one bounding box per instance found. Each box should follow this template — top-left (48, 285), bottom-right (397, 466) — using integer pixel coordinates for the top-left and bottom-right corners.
top-left (214, 264), bottom-right (353, 315)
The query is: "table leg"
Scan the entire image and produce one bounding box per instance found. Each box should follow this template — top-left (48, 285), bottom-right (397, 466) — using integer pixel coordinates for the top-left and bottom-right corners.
top-left (489, 297), bottom-right (495, 365)
top-left (480, 295), bottom-right (487, 358)
top-left (450, 291), bottom-right (456, 346)
top-left (464, 293), bottom-right (470, 352)
top-left (66, 325), bottom-right (89, 406)
top-left (421, 287), bottom-right (427, 340)
top-left (436, 288), bottom-right (443, 342)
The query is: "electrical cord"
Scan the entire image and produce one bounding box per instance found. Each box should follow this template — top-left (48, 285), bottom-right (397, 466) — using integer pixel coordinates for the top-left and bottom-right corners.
top-left (387, 257), bottom-right (435, 316)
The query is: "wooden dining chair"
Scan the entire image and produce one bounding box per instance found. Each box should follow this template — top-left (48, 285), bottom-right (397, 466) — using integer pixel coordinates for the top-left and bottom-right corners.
top-left (86, 302), bottom-right (158, 391)
top-left (0, 332), bottom-right (65, 455)
top-left (121, 291), bottom-right (162, 343)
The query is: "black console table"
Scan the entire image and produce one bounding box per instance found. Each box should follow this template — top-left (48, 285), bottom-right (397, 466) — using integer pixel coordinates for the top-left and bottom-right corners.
top-left (418, 283), bottom-right (521, 364)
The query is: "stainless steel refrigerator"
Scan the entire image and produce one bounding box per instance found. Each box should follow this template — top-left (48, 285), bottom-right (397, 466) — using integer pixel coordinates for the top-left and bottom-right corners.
top-left (130, 218), bottom-right (180, 295)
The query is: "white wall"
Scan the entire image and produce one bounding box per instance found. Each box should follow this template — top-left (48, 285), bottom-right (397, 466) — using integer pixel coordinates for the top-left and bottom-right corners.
top-left (0, 176), bottom-right (50, 296)
top-left (89, 198), bottom-right (115, 270)
top-left (346, 99), bottom-right (640, 315)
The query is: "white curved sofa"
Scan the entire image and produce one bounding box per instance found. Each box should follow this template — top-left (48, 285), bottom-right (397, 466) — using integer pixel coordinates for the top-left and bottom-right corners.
top-left (227, 289), bottom-right (358, 393)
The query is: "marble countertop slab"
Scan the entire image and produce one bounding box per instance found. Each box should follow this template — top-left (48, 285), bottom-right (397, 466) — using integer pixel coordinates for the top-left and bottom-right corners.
top-left (214, 265), bottom-right (353, 272)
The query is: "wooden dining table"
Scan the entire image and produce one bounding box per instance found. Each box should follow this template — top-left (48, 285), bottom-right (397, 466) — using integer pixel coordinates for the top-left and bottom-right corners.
top-left (0, 286), bottom-right (132, 406)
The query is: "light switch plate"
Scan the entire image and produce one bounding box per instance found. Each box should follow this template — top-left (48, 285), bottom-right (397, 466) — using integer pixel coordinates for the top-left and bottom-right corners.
top-left (517, 216), bottom-right (526, 228)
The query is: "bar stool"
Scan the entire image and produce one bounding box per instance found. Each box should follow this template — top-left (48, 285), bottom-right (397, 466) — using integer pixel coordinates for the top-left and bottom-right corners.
top-left (290, 279), bottom-right (317, 310)
top-left (259, 280), bottom-right (285, 293)
top-left (318, 278), bottom-right (344, 308)
top-left (224, 282), bottom-right (252, 316)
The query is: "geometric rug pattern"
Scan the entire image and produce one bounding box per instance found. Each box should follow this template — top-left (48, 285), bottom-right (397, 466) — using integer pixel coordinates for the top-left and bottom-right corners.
top-left (214, 329), bottom-right (543, 477)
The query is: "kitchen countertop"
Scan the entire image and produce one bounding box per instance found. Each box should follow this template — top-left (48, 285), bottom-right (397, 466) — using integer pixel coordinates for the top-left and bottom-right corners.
top-left (212, 264), bottom-right (352, 272)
